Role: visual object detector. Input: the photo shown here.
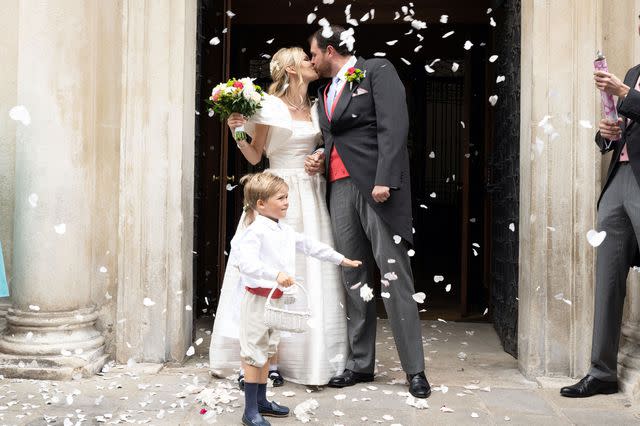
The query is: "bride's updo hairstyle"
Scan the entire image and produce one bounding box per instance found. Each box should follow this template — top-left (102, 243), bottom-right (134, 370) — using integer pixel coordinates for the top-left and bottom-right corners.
top-left (269, 47), bottom-right (306, 97)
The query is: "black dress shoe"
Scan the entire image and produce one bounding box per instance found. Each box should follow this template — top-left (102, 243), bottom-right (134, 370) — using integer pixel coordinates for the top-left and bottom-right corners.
top-left (407, 372), bottom-right (431, 399)
top-left (327, 369), bottom-right (375, 388)
top-left (238, 374), bottom-right (245, 391)
top-left (258, 400), bottom-right (290, 417)
top-left (560, 375), bottom-right (618, 398)
top-left (242, 413), bottom-right (271, 426)
top-left (268, 370), bottom-right (285, 387)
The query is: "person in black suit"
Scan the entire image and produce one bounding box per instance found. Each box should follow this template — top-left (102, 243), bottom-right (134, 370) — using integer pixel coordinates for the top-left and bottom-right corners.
top-left (561, 36), bottom-right (640, 397)
top-left (305, 25), bottom-right (430, 398)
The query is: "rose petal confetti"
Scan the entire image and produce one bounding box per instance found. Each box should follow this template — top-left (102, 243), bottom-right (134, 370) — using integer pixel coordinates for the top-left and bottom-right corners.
top-left (440, 15), bottom-right (449, 23)
top-left (360, 284), bottom-right (374, 302)
top-left (307, 13), bottom-right (317, 24)
top-left (209, 37), bottom-right (220, 46)
top-left (407, 249), bottom-right (415, 257)
top-left (29, 304), bottom-right (40, 311)
top-left (350, 281), bottom-right (362, 290)
top-left (9, 105), bottom-right (31, 125)
top-left (441, 406), bottom-right (455, 413)
top-left (443, 31), bottom-right (455, 38)
top-left (383, 272), bottom-right (398, 280)
top-left (508, 223), bottom-right (515, 232)
top-left (381, 292), bottom-right (391, 298)
top-left (282, 391), bottom-right (296, 397)
top-left (445, 284), bottom-right (452, 292)
top-left (452, 62), bottom-right (459, 72)
top-left (186, 346), bottom-right (195, 356)
top-left (412, 292), bottom-right (426, 303)
top-left (386, 40), bottom-right (398, 46)
top-left (579, 120), bottom-right (593, 129)
top-left (143, 297), bottom-right (156, 306)
top-left (464, 40), bottom-right (473, 50)
top-left (393, 235), bottom-right (402, 244)
top-left (489, 55), bottom-right (498, 62)
top-left (489, 95), bottom-right (498, 106)
top-left (28, 193), bottom-right (38, 207)
top-left (586, 229), bottom-right (606, 247)
top-left (54, 223), bottom-right (66, 234)
top-left (434, 275), bottom-right (444, 283)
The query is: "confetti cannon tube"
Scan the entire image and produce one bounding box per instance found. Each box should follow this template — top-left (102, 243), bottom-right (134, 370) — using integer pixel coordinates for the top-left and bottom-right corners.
top-left (594, 51), bottom-right (620, 140)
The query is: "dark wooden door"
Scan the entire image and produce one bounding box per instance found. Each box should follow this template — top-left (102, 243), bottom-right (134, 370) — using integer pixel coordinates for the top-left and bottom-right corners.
top-left (194, 0), bottom-right (232, 316)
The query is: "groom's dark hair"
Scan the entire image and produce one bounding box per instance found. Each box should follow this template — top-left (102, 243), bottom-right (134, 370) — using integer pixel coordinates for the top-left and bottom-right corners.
top-left (310, 25), bottom-right (351, 56)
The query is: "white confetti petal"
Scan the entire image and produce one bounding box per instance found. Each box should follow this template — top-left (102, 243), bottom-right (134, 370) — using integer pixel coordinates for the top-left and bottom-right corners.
top-left (490, 17), bottom-right (496, 27)
top-left (282, 391), bottom-right (296, 397)
top-left (489, 54), bottom-right (498, 62)
top-left (383, 414), bottom-right (394, 421)
top-left (441, 406), bottom-right (455, 413)
top-left (419, 204), bottom-right (428, 209)
top-left (445, 284), bottom-right (452, 292)
top-left (266, 38), bottom-right (274, 44)
top-left (99, 266), bottom-right (108, 273)
top-left (452, 62), bottom-right (459, 72)
top-left (430, 192), bottom-right (437, 198)
top-left (374, 52), bottom-right (387, 57)
top-left (489, 95), bottom-right (498, 106)
top-left (425, 65), bottom-right (435, 73)
top-left (333, 410), bottom-right (345, 416)
top-left (496, 75), bottom-right (506, 83)
top-left (143, 297), bottom-right (156, 307)
top-left (226, 10), bottom-right (235, 18)
top-left (412, 292), bottom-right (426, 303)
top-left (464, 40), bottom-right (473, 50)
top-left (586, 229), bottom-right (606, 247)
top-left (393, 235), bottom-right (402, 244)
top-left (360, 284), bottom-right (374, 302)
top-left (387, 258), bottom-right (396, 263)
top-left (28, 193), bottom-right (38, 207)
top-left (440, 15), bottom-right (448, 23)
top-left (381, 292), bottom-right (391, 298)
top-left (306, 13), bottom-right (317, 24)
top-left (386, 40), bottom-right (398, 45)
top-left (429, 151), bottom-right (436, 159)
top-left (29, 304), bottom-right (40, 311)
top-left (9, 105), bottom-right (31, 125)
top-left (383, 272), bottom-right (398, 281)
top-left (471, 412), bottom-right (480, 418)
top-left (508, 223), bottom-right (515, 232)
top-left (407, 249), bottom-right (415, 257)
top-left (195, 337), bottom-right (204, 345)
top-left (209, 37), bottom-right (220, 46)
top-left (54, 223), bottom-right (66, 234)
top-left (401, 57), bottom-right (411, 65)
top-left (579, 120), bottom-right (593, 129)
top-left (350, 281), bottom-right (362, 290)
top-left (443, 31), bottom-right (455, 38)
top-left (186, 346), bottom-right (195, 356)
top-left (334, 394), bottom-right (347, 400)
top-left (434, 275), bottom-right (444, 283)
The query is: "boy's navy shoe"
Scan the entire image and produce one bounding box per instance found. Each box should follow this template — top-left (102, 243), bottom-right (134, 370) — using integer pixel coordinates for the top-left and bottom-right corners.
top-left (242, 413), bottom-right (271, 426)
top-left (268, 370), bottom-right (285, 387)
top-left (258, 400), bottom-right (290, 417)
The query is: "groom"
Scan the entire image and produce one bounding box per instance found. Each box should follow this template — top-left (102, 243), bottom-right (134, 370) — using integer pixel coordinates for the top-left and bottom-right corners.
top-left (307, 25), bottom-right (430, 398)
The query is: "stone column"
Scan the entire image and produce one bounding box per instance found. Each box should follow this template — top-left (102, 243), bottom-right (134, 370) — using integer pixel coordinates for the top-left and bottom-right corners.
top-left (0, 0), bottom-right (19, 331)
top-left (115, 0), bottom-right (196, 363)
top-left (518, 0), bottom-right (602, 378)
top-left (0, 0), bottom-right (107, 379)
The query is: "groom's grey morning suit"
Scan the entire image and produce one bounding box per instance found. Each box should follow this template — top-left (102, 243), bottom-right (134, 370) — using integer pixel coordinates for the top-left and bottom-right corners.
top-left (591, 63), bottom-right (640, 382)
top-left (317, 56), bottom-right (425, 375)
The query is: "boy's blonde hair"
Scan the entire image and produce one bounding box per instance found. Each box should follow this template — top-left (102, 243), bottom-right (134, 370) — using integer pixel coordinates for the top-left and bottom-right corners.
top-left (240, 172), bottom-right (289, 225)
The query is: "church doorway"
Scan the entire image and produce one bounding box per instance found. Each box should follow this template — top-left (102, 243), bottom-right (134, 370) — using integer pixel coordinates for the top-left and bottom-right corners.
top-left (194, 0), bottom-right (520, 354)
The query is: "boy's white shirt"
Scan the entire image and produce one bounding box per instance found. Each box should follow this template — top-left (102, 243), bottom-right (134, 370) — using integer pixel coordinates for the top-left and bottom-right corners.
top-left (230, 214), bottom-right (345, 289)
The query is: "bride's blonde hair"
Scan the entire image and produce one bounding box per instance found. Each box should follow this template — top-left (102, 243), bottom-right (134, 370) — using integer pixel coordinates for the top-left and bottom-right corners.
top-left (269, 47), bottom-right (307, 98)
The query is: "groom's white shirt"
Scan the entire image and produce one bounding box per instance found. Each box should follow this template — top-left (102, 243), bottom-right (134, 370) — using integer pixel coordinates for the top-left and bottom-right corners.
top-left (326, 56), bottom-right (357, 112)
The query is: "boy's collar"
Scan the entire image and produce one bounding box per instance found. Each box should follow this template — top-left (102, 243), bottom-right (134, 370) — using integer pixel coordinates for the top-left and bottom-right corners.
top-left (255, 214), bottom-right (281, 230)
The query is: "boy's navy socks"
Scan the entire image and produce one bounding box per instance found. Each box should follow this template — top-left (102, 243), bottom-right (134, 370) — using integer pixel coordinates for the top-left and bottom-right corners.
top-left (243, 382), bottom-right (259, 418)
top-left (257, 383), bottom-right (269, 407)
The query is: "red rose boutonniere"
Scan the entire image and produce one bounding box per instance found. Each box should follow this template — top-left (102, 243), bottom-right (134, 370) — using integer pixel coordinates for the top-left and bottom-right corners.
top-left (345, 67), bottom-right (366, 90)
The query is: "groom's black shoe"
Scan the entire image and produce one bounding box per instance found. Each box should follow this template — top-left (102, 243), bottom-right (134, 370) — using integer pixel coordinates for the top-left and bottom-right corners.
top-left (407, 372), bottom-right (431, 399)
top-left (560, 375), bottom-right (618, 398)
top-left (328, 369), bottom-right (374, 388)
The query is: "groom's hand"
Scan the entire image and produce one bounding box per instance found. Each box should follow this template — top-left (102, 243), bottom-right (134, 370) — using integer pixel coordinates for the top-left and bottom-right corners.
top-left (304, 151), bottom-right (325, 176)
top-left (372, 185), bottom-right (390, 203)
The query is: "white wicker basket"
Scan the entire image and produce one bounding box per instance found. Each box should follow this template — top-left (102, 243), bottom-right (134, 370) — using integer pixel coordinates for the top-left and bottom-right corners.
top-left (264, 283), bottom-right (310, 333)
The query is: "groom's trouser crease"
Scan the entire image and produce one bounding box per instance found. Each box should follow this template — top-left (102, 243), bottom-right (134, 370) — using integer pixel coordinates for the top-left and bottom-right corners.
top-left (329, 178), bottom-right (425, 375)
top-left (589, 164), bottom-right (640, 382)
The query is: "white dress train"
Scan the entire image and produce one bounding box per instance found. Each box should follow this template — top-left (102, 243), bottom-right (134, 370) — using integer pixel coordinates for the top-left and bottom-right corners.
top-left (209, 95), bottom-right (348, 385)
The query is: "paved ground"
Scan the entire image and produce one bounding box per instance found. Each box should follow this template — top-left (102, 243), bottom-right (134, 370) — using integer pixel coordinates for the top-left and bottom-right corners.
top-left (0, 320), bottom-right (637, 425)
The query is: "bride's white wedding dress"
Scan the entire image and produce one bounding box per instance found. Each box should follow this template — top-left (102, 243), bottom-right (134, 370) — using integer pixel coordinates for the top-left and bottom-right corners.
top-left (209, 95), bottom-right (348, 385)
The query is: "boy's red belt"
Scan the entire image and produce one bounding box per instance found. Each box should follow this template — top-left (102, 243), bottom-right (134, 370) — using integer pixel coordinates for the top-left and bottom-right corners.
top-left (245, 286), bottom-right (283, 299)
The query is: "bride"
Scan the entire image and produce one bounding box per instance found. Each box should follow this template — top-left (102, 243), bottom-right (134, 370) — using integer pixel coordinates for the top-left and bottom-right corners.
top-left (209, 47), bottom-right (348, 386)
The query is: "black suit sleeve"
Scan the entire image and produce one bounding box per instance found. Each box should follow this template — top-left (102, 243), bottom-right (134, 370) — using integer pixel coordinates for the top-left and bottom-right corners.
top-left (370, 59), bottom-right (409, 189)
top-left (617, 67), bottom-right (640, 122)
top-left (594, 131), bottom-right (616, 154)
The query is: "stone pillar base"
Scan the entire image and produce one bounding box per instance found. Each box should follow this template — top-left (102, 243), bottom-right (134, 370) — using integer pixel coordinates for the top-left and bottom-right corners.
top-left (619, 322), bottom-right (640, 400)
top-left (0, 347), bottom-right (108, 380)
top-left (0, 305), bottom-right (107, 379)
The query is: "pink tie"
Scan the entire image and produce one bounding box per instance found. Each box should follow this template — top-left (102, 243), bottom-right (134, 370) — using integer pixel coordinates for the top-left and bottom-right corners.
top-left (620, 77), bottom-right (640, 162)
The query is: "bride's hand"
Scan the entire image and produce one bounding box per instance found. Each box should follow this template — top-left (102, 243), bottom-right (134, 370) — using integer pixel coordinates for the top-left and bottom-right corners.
top-left (227, 113), bottom-right (246, 132)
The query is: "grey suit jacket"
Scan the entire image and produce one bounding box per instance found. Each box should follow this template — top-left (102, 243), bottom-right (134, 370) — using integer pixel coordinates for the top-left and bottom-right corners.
top-left (317, 57), bottom-right (414, 244)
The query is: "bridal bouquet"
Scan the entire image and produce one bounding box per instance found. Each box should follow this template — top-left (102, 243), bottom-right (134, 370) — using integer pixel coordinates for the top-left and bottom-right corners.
top-left (207, 77), bottom-right (264, 141)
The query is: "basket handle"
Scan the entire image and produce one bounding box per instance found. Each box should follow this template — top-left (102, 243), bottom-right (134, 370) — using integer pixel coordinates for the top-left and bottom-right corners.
top-left (265, 282), bottom-right (308, 306)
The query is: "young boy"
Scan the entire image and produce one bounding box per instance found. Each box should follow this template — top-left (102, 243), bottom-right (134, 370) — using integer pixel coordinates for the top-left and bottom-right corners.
top-left (230, 172), bottom-right (361, 426)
